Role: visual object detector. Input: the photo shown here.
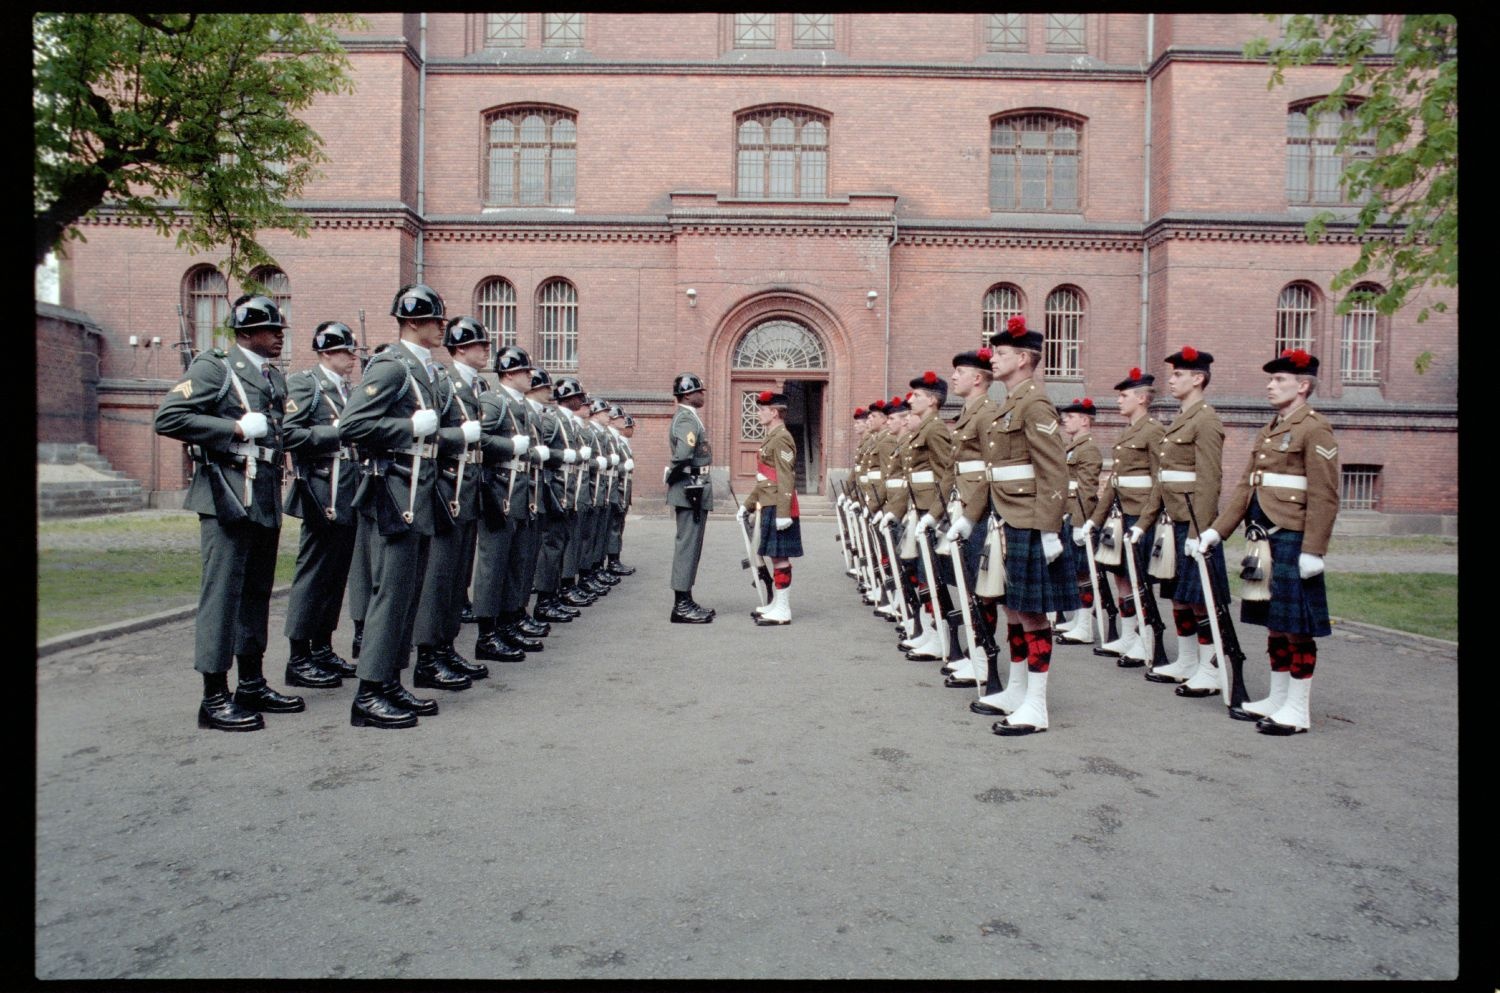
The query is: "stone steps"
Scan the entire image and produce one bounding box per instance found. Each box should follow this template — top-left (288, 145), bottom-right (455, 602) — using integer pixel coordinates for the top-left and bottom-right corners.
top-left (38, 444), bottom-right (146, 518)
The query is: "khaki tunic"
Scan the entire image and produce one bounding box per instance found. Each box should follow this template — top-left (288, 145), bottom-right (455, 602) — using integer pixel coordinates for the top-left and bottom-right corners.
top-left (984, 378), bottom-right (1068, 532)
top-left (865, 430), bottom-right (897, 514)
top-left (951, 393), bottom-right (1002, 523)
top-left (905, 411), bottom-right (954, 518)
top-left (1089, 416), bottom-right (1165, 526)
top-left (1065, 433), bottom-right (1103, 522)
top-left (1211, 403), bottom-right (1341, 556)
top-left (1137, 399), bottom-right (1224, 538)
top-left (883, 432), bottom-right (912, 519)
top-left (745, 423), bottom-right (798, 519)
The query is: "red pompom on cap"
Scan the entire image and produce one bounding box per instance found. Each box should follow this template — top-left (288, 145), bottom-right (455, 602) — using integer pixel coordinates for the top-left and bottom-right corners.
top-left (977, 347), bottom-right (993, 362)
top-left (758, 390), bottom-right (772, 403)
top-left (1129, 367), bottom-right (1142, 380)
top-left (1283, 348), bottom-right (1311, 369)
top-left (1082, 398), bottom-right (1095, 411)
top-left (1006, 315), bottom-right (1027, 337)
top-left (1181, 345), bottom-right (1199, 361)
top-left (922, 370), bottom-right (938, 384)
top-left (854, 406), bottom-right (865, 416)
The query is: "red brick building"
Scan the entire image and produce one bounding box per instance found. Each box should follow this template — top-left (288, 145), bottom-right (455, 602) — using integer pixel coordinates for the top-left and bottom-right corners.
top-left (54, 13), bottom-right (1457, 527)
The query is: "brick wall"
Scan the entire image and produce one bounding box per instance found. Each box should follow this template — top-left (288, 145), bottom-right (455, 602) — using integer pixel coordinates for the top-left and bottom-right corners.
top-left (36, 304), bottom-right (103, 446)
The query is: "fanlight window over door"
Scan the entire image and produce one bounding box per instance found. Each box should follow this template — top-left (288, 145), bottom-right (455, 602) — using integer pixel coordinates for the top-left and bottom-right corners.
top-left (732, 320), bottom-right (826, 370)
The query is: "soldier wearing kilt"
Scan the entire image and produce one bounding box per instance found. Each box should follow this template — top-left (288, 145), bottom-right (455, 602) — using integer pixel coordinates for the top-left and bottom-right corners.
top-left (1083, 369), bottom-right (1165, 666)
top-left (738, 390), bottom-right (803, 625)
top-left (1197, 349), bottom-right (1338, 735)
top-left (281, 321), bottom-right (363, 690)
top-left (979, 316), bottom-right (1079, 736)
top-left (1054, 398), bottom-right (1102, 645)
top-left (154, 294), bottom-right (304, 731)
top-left (884, 395), bottom-right (939, 659)
top-left (1136, 346), bottom-right (1231, 696)
top-left (906, 374), bottom-right (959, 668)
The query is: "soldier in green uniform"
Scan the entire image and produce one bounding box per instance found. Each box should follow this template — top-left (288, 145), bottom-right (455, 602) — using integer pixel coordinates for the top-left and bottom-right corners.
top-left (738, 390), bottom-right (802, 625)
top-left (604, 405), bottom-right (636, 577)
top-left (345, 343), bottom-right (391, 663)
top-left (281, 320), bottom-right (363, 689)
top-left (552, 376), bottom-right (597, 610)
top-left (979, 316), bottom-right (1079, 736)
top-left (1137, 346), bottom-right (1230, 696)
top-left (338, 284), bottom-right (469, 728)
top-left (666, 373), bottom-right (715, 623)
top-left (1054, 397), bottom-right (1103, 645)
top-left (526, 368), bottom-right (580, 623)
top-left (582, 398), bottom-right (621, 594)
top-left (154, 295), bottom-right (304, 731)
top-left (1197, 349), bottom-right (1339, 735)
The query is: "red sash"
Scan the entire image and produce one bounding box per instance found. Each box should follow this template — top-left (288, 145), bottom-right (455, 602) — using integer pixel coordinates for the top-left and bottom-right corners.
top-left (757, 461), bottom-right (800, 517)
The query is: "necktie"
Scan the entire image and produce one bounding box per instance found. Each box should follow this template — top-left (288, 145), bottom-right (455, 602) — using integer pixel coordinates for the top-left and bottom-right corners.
top-left (475, 375), bottom-right (490, 395)
top-left (337, 379), bottom-right (348, 402)
top-left (426, 362), bottom-right (439, 383)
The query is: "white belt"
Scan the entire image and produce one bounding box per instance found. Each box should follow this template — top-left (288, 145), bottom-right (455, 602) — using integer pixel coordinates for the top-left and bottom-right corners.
top-left (501, 458), bottom-right (527, 472)
top-left (1068, 480), bottom-right (1078, 493)
top-left (857, 473), bottom-right (869, 484)
top-left (956, 460), bottom-right (987, 475)
top-left (1160, 470), bottom-right (1197, 483)
top-left (756, 472), bottom-right (769, 481)
top-left (398, 442), bottom-right (439, 460)
top-left (1115, 474), bottom-right (1152, 489)
top-left (886, 479), bottom-right (906, 489)
top-left (989, 464), bottom-right (1035, 482)
top-left (867, 470), bottom-right (883, 481)
top-left (1253, 471), bottom-right (1307, 490)
top-left (464, 449), bottom-right (485, 465)
top-left (909, 470), bottom-right (935, 484)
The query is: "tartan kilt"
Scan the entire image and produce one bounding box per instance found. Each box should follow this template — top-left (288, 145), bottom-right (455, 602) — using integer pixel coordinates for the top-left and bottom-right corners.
top-left (1170, 520), bottom-right (1229, 608)
top-left (1002, 523), bottom-right (1080, 614)
top-left (758, 505), bottom-right (804, 558)
top-left (1238, 512), bottom-right (1332, 637)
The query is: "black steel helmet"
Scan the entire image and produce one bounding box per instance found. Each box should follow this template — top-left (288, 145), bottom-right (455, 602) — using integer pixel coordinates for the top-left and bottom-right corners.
top-left (588, 397), bottom-right (611, 415)
top-left (390, 283), bottom-right (447, 321)
top-left (609, 404), bottom-right (625, 420)
top-left (230, 294), bottom-right (286, 332)
top-left (527, 367), bottom-right (553, 392)
top-left (623, 415), bottom-right (635, 428)
top-left (494, 345), bottom-right (533, 374)
top-left (443, 315), bottom-right (490, 350)
top-left (672, 372), bottom-right (706, 396)
top-left (312, 321), bottom-right (357, 352)
top-left (552, 376), bottom-right (584, 402)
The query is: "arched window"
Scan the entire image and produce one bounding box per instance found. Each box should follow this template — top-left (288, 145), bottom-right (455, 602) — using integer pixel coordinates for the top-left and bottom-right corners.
top-left (991, 112), bottom-right (1082, 211)
top-left (1275, 282), bottom-right (1319, 356)
top-left (475, 277), bottom-right (517, 349)
top-left (732, 320), bottom-right (827, 370)
top-left (1340, 283), bottom-right (1384, 386)
top-left (1287, 99), bottom-right (1374, 204)
top-left (248, 267), bottom-right (291, 326)
top-left (981, 283), bottom-right (1024, 346)
top-left (735, 106), bottom-right (830, 199)
top-left (1044, 286), bottom-right (1085, 379)
top-left (183, 266), bottom-right (230, 354)
top-left (536, 279), bottom-right (578, 371)
top-left (485, 105), bottom-right (577, 207)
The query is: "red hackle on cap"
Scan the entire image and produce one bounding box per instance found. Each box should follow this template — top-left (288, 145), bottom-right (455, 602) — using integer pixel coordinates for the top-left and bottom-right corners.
top-left (1006, 315), bottom-right (1027, 337)
top-left (1181, 345), bottom-right (1199, 361)
top-left (1283, 348), bottom-right (1311, 369)
top-left (758, 390), bottom-right (772, 403)
top-left (977, 347), bottom-right (993, 362)
top-left (1082, 398), bottom-right (1095, 411)
top-left (1129, 367), bottom-right (1142, 380)
top-left (922, 370), bottom-right (937, 384)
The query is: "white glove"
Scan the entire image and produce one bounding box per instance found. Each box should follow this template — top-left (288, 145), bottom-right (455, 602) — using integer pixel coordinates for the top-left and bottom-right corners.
top-left (624, 459), bottom-right (634, 471)
top-left (579, 444), bottom-right (592, 460)
top-left (1183, 536), bottom-right (1200, 558)
top-left (1298, 553), bottom-right (1325, 579)
top-left (662, 466), bottom-right (670, 484)
top-left (609, 453), bottom-right (620, 467)
top-left (509, 433), bottom-right (530, 457)
top-left (1080, 519), bottom-right (1096, 538)
top-left (736, 505), bottom-right (748, 522)
top-left (237, 411), bottom-right (268, 440)
top-left (917, 513), bottom-right (937, 533)
top-left (460, 420), bottom-right (481, 444)
top-left (1126, 526), bottom-right (1144, 545)
top-left (1041, 531), bottom-right (1063, 563)
top-left (531, 444), bottom-right (550, 463)
top-left (947, 500), bottom-right (963, 522)
top-left (595, 456), bottom-right (607, 470)
top-left (1071, 526), bottom-right (1087, 547)
top-left (563, 448), bottom-right (578, 464)
top-left (776, 516), bottom-right (793, 531)
top-left (411, 409), bottom-right (438, 438)
top-left (1197, 528), bottom-right (1221, 552)
top-left (944, 516), bottom-right (973, 543)
top-left (880, 511), bottom-right (896, 528)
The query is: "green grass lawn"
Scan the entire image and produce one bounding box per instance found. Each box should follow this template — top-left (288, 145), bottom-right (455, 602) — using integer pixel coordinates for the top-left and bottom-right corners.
top-left (1227, 570), bottom-right (1456, 642)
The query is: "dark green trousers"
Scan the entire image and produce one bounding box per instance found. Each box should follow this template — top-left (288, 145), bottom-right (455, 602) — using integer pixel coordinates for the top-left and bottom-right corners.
top-left (195, 515), bottom-right (279, 674)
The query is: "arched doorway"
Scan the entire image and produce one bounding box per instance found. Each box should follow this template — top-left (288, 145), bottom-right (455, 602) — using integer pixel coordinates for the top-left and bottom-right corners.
top-left (729, 319), bottom-right (828, 496)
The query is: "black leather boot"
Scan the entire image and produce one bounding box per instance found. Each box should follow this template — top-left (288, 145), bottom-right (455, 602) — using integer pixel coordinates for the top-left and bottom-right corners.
top-left (475, 620), bottom-right (525, 663)
top-left (518, 612), bottom-right (551, 638)
top-left (234, 655), bottom-right (305, 713)
top-left (670, 591), bottom-right (713, 624)
top-left (382, 677), bottom-right (438, 716)
top-left (199, 672), bottom-right (264, 731)
top-left (439, 641), bottom-right (488, 680)
top-left (499, 618), bottom-right (543, 653)
top-left (351, 620), bottom-right (364, 659)
top-left (351, 678), bottom-right (417, 729)
top-left (414, 645), bottom-right (472, 691)
top-left (286, 639), bottom-right (341, 689)
top-left (535, 596), bottom-right (575, 623)
top-left (607, 555), bottom-right (635, 576)
top-left (312, 636), bottom-right (356, 678)
top-left (560, 583), bottom-right (594, 607)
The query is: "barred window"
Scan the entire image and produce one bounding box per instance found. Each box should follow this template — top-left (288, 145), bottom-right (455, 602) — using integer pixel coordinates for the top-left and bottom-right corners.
top-left (536, 279), bottom-right (578, 371)
top-left (1287, 100), bottom-right (1374, 204)
top-left (475, 277), bottom-right (517, 350)
top-left (1046, 13), bottom-right (1086, 52)
top-left (1044, 286), bottom-right (1084, 379)
top-left (793, 14), bottom-right (833, 48)
top-left (1340, 284), bottom-right (1383, 386)
top-left (987, 14), bottom-right (1027, 52)
top-left (736, 107), bottom-right (829, 199)
top-left (248, 267), bottom-right (291, 326)
top-left (485, 13), bottom-right (525, 47)
top-left (981, 283), bottom-right (1024, 346)
top-left (1341, 465), bottom-right (1380, 511)
top-left (735, 14), bottom-right (776, 48)
top-left (485, 106), bottom-right (576, 207)
top-left (991, 112), bottom-right (1080, 211)
top-left (1275, 283), bottom-right (1318, 355)
top-left (542, 13), bottom-right (583, 48)
top-left (741, 390), bottom-right (769, 441)
top-left (184, 266), bottom-right (230, 354)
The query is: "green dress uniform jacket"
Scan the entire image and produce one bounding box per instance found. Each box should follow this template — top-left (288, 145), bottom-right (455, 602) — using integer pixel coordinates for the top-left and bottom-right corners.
top-left (477, 385), bottom-right (535, 523)
top-left (984, 378), bottom-right (1068, 533)
top-left (1065, 433), bottom-right (1103, 523)
top-left (1088, 416), bottom-right (1165, 528)
top-left (745, 423), bottom-right (797, 518)
top-left (665, 404), bottom-right (714, 510)
top-left (1136, 399), bottom-right (1224, 538)
top-left (1211, 404), bottom-right (1340, 556)
top-left (905, 411), bottom-right (954, 518)
top-left (439, 371), bottom-right (484, 524)
top-left (951, 394), bottom-right (1002, 523)
top-left (282, 365), bottom-right (359, 527)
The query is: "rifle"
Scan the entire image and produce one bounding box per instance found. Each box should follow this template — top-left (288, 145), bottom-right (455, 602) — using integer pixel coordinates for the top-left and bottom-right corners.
top-left (873, 511), bottom-right (910, 626)
top-left (833, 478), bottom-right (854, 574)
top-left (175, 304), bottom-right (196, 373)
top-left (357, 308), bottom-right (369, 365)
top-left (946, 520), bottom-right (1002, 697)
top-left (911, 516), bottom-right (954, 663)
top-left (1183, 493), bottom-right (1250, 712)
top-left (1073, 490), bottom-right (1109, 650)
top-left (729, 479), bottom-right (772, 608)
top-left (1120, 495), bottom-right (1170, 669)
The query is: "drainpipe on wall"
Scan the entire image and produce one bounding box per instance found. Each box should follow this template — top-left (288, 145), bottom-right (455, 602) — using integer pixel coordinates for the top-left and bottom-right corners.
top-left (414, 14), bottom-right (428, 281)
top-left (1139, 13), bottom-right (1154, 371)
top-left (884, 215), bottom-right (896, 398)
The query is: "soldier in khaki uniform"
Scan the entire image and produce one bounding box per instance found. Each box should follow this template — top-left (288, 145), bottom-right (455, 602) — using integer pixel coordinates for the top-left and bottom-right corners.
top-left (154, 295), bottom-right (303, 731)
top-left (976, 316), bottom-right (1078, 736)
top-left (840, 406), bottom-right (870, 581)
top-left (1083, 369), bottom-right (1166, 666)
top-left (738, 390), bottom-right (803, 625)
top-left (1196, 349), bottom-right (1339, 735)
top-left (1054, 397), bottom-right (1103, 645)
top-left (1136, 346), bottom-right (1230, 696)
top-left (857, 400), bottom-right (898, 607)
top-left (899, 380), bottom-right (955, 663)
